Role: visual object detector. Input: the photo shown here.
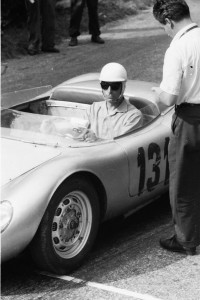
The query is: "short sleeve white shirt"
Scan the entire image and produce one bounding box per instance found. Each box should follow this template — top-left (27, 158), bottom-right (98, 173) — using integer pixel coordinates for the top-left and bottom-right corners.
top-left (160, 23), bottom-right (200, 104)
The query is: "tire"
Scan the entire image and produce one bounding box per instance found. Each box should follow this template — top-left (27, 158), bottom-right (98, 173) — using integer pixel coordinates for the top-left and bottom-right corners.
top-left (30, 176), bottom-right (100, 274)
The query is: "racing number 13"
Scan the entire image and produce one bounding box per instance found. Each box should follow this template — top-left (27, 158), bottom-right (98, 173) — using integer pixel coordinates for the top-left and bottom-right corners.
top-left (137, 137), bottom-right (169, 195)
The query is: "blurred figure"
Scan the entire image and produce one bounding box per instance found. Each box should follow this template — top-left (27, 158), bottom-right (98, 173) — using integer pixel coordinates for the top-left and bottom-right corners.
top-left (1, 63), bottom-right (8, 75)
top-left (25, 0), bottom-right (59, 55)
top-left (69, 0), bottom-right (104, 46)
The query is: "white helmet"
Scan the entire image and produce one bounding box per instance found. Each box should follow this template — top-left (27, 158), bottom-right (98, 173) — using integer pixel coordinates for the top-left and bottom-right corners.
top-left (99, 62), bottom-right (127, 82)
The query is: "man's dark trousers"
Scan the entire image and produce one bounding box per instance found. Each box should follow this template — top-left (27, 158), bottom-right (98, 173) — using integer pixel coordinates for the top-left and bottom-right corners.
top-left (69, 0), bottom-right (101, 37)
top-left (25, 0), bottom-right (56, 51)
top-left (169, 104), bottom-right (200, 248)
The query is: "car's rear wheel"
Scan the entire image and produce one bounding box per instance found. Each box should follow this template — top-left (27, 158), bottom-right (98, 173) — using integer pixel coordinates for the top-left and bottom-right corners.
top-left (30, 176), bottom-right (100, 274)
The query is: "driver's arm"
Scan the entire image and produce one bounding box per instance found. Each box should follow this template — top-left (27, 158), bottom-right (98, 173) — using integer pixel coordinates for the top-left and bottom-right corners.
top-left (119, 107), bottom-right (143, 136)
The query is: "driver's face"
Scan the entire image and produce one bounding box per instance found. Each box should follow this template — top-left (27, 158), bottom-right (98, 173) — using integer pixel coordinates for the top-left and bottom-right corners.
top-left (101, 82), bottom-right (122, 103)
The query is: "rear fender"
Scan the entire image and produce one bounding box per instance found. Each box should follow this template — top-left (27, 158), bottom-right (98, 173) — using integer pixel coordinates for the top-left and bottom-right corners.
top-left (59, 73), bottom-right (100, 86)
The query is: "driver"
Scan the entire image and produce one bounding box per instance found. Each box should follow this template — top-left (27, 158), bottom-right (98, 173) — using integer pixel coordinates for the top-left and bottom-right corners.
top-left (85, 62), bottom-right (143, 141)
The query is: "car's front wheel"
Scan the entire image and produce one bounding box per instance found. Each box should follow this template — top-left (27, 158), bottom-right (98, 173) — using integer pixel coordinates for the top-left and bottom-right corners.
top-left (30, 176), bottom-right (100, 274)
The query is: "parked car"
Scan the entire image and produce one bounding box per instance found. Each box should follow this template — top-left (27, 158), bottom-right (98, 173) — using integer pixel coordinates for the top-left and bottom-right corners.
top-left (1, 73), bottom-right (173, 274)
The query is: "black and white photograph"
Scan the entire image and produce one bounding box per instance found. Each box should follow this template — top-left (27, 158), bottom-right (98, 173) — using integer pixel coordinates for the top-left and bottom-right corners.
top-left (1, 0), bottom-right (200, 299)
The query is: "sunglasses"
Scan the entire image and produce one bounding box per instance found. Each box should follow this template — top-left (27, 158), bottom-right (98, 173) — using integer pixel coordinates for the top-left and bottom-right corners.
top-left (100, 81), bottom-right (122, 91)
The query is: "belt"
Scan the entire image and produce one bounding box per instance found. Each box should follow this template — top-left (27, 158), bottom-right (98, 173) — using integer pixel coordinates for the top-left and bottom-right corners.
top-left (175, 103), bottom-right (200, 110)
top-left (175, 103), bottom-right (200, 119)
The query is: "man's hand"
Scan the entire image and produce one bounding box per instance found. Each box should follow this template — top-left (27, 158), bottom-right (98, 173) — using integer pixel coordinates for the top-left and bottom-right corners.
top-left (151, 87), bottom-right (163, 104)
top-left (84, 130), bottom-right (98, 142)
top-left (152, 87), bottom-right (177, 109)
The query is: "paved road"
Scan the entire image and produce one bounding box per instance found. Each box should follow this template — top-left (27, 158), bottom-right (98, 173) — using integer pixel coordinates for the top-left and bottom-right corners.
top-left (1, 1), bottom-right (200, 299)
top-left (1, 195), bottom-right (200, 300)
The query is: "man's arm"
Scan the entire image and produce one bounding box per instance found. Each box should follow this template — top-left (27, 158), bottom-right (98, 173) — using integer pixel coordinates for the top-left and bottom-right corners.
top-left (84, 104), bottom-right (98, 142)
top-left (119, 109), bottom-right (143, 136)
top-left (152, 44), bottom-right (181, 110)
top-left (152, 87), bottom-right (178, 110)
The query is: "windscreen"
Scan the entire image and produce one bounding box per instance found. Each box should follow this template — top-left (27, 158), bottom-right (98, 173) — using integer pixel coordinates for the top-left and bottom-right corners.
top-left (1, 108), bottom-right (97, 146)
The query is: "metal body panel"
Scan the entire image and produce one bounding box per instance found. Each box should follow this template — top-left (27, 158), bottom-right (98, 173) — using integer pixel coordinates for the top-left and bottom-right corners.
top-left (1, 75), bottom-right (172, 264)
top-left (115, 113), bottom-right (172, 197)
top-left (1, 138), bottom-right (61, 185)
top-left (1, 75), bottom-right (158, 109)
top-left (1, 141), bottom-right (130, 261)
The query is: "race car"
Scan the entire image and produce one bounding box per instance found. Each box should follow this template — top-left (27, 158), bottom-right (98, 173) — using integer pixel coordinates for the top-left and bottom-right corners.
top-left (1, 73), bottom-right (173, 274)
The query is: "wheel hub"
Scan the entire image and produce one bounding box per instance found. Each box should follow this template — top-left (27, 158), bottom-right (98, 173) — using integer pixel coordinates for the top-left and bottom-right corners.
top-left (69, 219), bottom-right (79, 230)
top-left (51, 191), bottom-right (92, 259)
top-left (59, 207), bottom-right (81, 242)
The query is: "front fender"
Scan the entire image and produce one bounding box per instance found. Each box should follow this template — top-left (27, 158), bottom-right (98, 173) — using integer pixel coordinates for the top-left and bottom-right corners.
top-left (1, 151), bottom-right (106, 262)
top-left (1, 140), bottom-right (130, 263)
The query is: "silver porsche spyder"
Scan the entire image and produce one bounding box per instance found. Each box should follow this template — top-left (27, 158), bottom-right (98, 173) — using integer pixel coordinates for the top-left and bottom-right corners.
top-left (1, 73), bottom-right (173, 274)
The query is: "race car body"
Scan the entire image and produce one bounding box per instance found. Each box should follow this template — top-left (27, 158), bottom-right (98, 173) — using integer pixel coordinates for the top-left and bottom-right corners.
top-left (1, 73), bottom-right (173, 274)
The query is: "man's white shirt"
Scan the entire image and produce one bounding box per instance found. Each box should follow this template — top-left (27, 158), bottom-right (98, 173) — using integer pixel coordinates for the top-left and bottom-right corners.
top-left (160, 23), bottom-right (200, 104)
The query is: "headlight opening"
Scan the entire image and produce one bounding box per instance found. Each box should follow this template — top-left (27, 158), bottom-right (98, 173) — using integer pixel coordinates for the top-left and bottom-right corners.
top-left (0, 200), bottom-right (13, 233)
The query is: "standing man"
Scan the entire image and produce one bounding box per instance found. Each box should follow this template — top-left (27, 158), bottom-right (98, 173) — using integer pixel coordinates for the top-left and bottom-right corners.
top-left (152, 0), bottom-right (200, 255)
top-left (68, 0), bottom-right (104, 46)
top-left (25, 0), bottom-right (59, 55)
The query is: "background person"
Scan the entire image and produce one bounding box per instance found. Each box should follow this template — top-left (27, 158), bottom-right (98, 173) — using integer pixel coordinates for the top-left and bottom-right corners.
top-left (25, 0), bottom-right (59, 55)
top-left (152, 0), bottom-right (200, 255)
top-left (85, 62), bottom-right (143, 141)
top-left (68, 0), bottom-right (104, 46)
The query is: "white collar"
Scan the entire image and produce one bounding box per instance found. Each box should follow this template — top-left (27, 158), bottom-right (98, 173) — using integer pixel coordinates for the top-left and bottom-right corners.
top-left (171, 23), bottom-right (197, 45)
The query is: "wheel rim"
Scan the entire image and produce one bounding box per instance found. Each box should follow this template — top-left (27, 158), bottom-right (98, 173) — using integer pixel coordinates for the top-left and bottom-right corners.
top-left (52, 190), bottom-right (92, 259)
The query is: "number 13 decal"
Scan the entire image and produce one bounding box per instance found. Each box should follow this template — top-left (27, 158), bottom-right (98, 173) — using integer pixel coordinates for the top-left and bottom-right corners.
top-left (137, 137), bottom-right (169, 195)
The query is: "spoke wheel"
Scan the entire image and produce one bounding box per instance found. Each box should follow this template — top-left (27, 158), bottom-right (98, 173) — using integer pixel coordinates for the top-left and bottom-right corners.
top-left (30, 176), bottom-right (100, 274)
top-left (52, 191), bottom-right (92, 259)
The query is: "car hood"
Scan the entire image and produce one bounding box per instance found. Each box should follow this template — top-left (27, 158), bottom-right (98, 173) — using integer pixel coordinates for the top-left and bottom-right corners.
top-left (1, 138), bottom-right (61, 186)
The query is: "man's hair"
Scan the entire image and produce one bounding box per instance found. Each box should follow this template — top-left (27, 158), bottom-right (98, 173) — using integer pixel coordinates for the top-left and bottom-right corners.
top-left (153, 0), bottom-right (190, 25)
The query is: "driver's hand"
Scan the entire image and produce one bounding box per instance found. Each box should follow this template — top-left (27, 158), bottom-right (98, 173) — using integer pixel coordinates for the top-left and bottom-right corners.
top-left (84, 130), bottom-right (98, 142)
